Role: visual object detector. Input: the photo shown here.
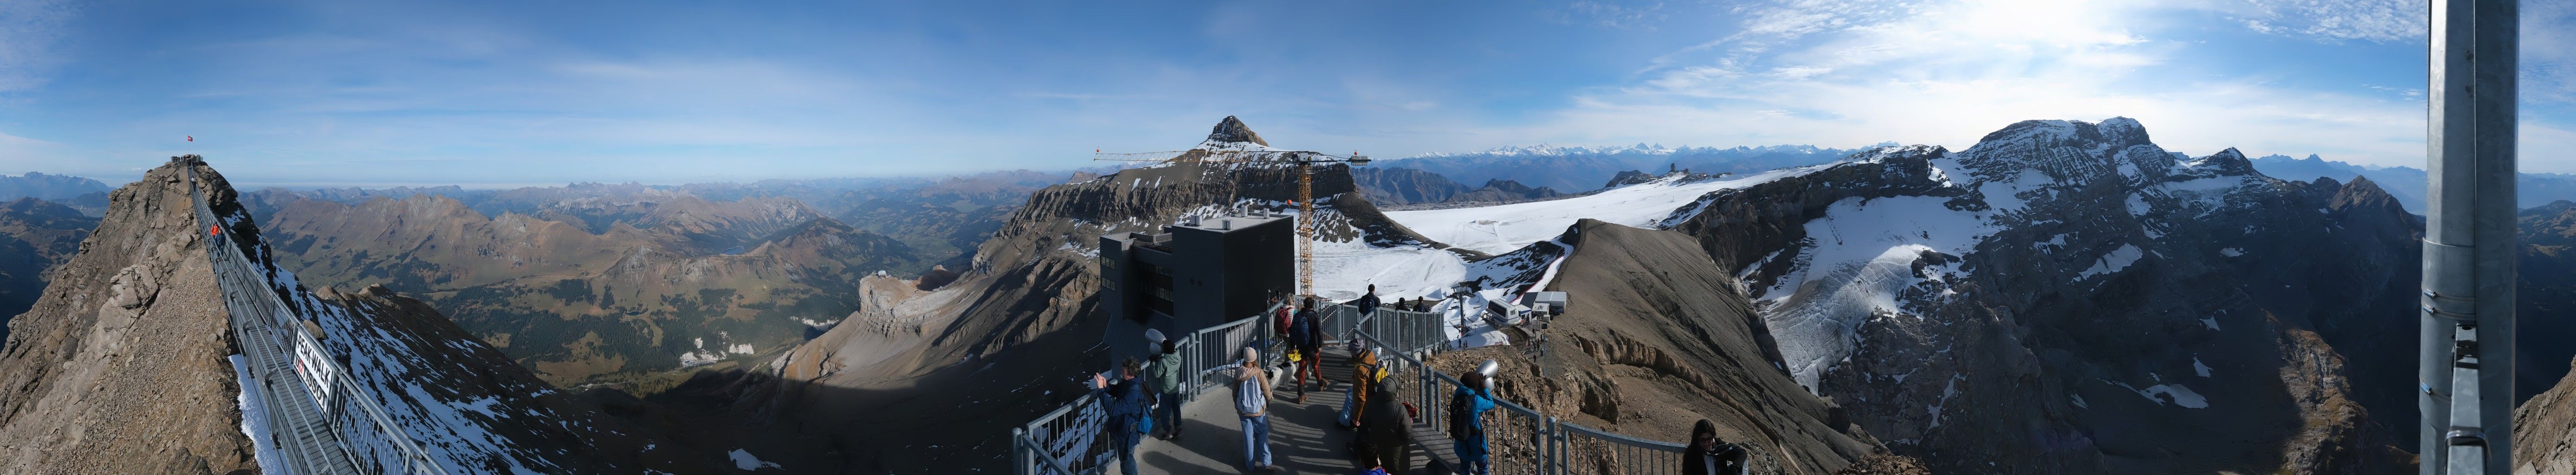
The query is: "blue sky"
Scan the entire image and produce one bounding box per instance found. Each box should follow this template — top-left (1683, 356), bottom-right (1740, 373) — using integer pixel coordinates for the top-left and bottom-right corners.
top-left (1, 0), bottom-right (2571, 187)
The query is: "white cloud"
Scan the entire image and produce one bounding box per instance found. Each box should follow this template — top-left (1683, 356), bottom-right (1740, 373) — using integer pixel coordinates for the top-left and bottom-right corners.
top-left (2231, 0), bottom-right (2427, 43)
top-left (2526, 0), bottom-right (2576, 105)
top-left (1476, 0), bottom-right (2502, 170)
top-left (0, 0), bottom-right (77, 93)
top-left (1550, 1), bottom-right (1669, 30)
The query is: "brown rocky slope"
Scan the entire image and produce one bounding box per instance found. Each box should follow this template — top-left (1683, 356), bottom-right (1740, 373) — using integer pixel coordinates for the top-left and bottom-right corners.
top-left (0, 158), bottom-right (254, 474)
top-left (1434, 218), bottom-right (1888, 475)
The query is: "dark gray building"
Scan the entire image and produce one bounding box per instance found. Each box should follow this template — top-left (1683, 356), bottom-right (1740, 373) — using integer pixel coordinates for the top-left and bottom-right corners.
top-left (1098, 212), bottom-right (1295, 365)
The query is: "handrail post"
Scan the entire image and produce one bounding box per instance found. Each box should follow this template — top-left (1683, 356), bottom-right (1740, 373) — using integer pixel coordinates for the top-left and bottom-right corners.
top-left (1013, 428), bottom-right (1029, 475)
top-left (1543, 417), bottom-right (1555, 475)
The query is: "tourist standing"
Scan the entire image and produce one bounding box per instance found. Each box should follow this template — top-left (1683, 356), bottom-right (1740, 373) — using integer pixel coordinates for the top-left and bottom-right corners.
top-left (1149, 332), bottom-right (1187, 441)
top-left (1289, 297), bottom-right (1327, 403)
top-left (1339, 340), bottom-right (1380, 429)
top-left (1092, 359), bottom-right (1151, 475)
top-left (1451, 363), bottom-right (1498, 475)
top-left (1683, 418), bottom-right (1750, 475)
top-left (1355, 284), bottom-right (1382, 319)
top-left (1234, 347), bottom-right (1281, 473)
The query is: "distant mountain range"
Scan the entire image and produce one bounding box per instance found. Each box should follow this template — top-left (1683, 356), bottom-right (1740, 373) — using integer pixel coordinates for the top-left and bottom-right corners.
top-left (1384, 142), bottom-right (1887, 192)
top-left (1347, 167), bottom-right (1562, 205)
top-left (2245, 153), bottom-right (2576, 211)
top-left (0, 172), bottom-right (108, 202)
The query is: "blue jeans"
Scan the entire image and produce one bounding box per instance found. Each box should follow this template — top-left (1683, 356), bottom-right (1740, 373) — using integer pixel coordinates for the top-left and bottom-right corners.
top-left (1116, 441), bottom-right (1138, 475)
top-left (1459, 436), bottom-right (1490, 475)
top-left (1158, 391), bottom-right (1185, 436)
top-left (1240, 415), bottom-right (1272, 469)
top-left (1337, 384), bottom-right (1358, 426)
top-left (1461, 454), bottom-right (1489, 475)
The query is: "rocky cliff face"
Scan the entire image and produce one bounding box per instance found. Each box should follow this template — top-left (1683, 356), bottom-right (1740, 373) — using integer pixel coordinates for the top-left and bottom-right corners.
top-left (1659, 119), bottom-right (2416, 473)
top-left (2517, 356), bottom-right (2576, 474)
top-left (0, 159), bottom-right (254, 475)
top-left (0, 156), bottom-right (730, 474)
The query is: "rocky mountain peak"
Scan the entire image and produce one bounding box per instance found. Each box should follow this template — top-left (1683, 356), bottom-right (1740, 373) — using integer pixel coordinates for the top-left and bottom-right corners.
top-left (2194, 147), bottom-right (2262, 177)
top-left (1972, 117), bottom-right (2147, 149)
top-left (1946, 118), bottom-right (2216, 206)
top-left (1204, 115), bottom-right (1268, 147)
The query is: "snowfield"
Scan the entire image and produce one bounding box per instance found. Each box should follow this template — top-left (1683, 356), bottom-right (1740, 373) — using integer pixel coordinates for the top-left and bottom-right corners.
top-left (1387, 169), bottom-right (1807, 255)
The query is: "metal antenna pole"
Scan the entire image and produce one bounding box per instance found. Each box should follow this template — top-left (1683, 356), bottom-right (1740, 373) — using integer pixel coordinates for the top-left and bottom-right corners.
top-left (2422, 0), bottom-right (2517, 473)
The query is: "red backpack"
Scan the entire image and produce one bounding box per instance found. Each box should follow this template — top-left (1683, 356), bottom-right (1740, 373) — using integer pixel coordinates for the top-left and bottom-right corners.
top-left (1275, 306), bottom-right (1294, 337)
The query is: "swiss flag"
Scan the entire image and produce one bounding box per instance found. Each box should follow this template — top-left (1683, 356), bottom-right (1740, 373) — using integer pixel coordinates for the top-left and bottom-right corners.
top-left (186, 135), bottom-right (193, 142)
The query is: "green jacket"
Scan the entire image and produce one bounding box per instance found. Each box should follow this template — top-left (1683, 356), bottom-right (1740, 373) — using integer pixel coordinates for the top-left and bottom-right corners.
top-left (1150, 351), bottom-right (1187, 394)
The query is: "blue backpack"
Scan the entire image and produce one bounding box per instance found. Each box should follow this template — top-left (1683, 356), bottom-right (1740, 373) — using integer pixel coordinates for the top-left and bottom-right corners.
top-left (1136, 388), bottom-right (1155, 435)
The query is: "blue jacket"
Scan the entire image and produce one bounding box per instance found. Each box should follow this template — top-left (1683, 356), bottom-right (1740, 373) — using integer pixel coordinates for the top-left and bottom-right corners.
top-left (1453, 386), bottom-right (1496, 458)
top-left (1289, 308), bottom-right (1320, 347)
top-left (1355, 294), bottom-right (1381, 316)
top-left (1100, 378), bottom-right (1150, 446)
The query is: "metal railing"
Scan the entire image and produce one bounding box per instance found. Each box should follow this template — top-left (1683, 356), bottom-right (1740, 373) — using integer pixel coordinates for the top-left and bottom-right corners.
top-left (1015, 392), bottom-right (1113, 475)
top-left (1354, 328), bottom-right (1693, 475)
top-left (1014, 302), bottom-right (1288, 475)
top-left (1559, 424), bottom-right (1694, 475)
top-left (189, 165), bottom-right (452, 475)
top-left (1351, 306), bottom-right (1443, 356)
top-left (1182, 302), bottom-right (1290, 398)
top-left (1011, 297), bottom-right (1699, 475)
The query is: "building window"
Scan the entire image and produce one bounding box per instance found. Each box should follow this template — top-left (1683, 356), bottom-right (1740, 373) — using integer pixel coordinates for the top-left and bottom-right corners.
top-left (1143, 263), bottom-right (1176, 317)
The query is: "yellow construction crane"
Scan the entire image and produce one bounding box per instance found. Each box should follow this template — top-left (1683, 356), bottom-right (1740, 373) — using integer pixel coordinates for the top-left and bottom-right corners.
top-left (1093, 148), bottom-right (1372, 300)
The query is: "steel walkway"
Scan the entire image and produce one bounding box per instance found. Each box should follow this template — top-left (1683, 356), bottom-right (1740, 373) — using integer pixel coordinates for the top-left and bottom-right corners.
top-left (185, 164), bottom-right (450, 475)
top-left (1014, 305), bottom-right (1695, 475)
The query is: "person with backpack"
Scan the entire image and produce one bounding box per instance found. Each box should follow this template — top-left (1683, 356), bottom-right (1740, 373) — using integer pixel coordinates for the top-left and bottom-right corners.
top-left (1451, 361), bottom-right (1498, 475)
top-left (1234, 346), bottom-right (1281, 473)
top-left (1272, 295), bottom-right (1293, 340)
top-left (1359, 378), bottom-right (1411, 469)
top-left (1090, 358), bottom-right (1152, 475)
top-left (1355, 284), bottom-right (1382, 319)
top-left (1289, 297), bottom-right (1328, 403)
top-left (1684, 419), bottom-right (1751, 475)
top-left (1149, 331), bottom-right (1187, 441)
top-left (1339, 340), bottom-right (1381, 429)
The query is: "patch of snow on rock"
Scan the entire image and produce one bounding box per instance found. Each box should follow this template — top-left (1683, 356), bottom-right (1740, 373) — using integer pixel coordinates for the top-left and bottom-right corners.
top-left (2111, 380), bottom-right (2211, 409)
top-left (2077, 244), bottom-right (2144, 280)
top-left (729, 449), bottom-right (782, 470)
